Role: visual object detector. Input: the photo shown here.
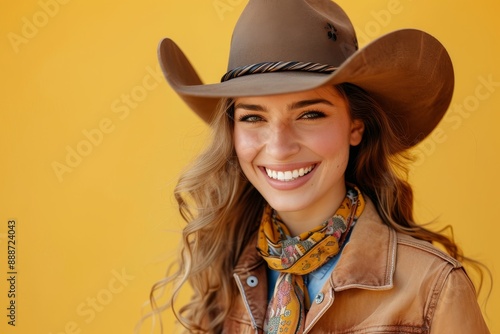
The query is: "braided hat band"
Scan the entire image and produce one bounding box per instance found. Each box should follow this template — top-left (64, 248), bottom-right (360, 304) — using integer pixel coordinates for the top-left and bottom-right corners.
top-left (221, 61), bottom-right (337, 82)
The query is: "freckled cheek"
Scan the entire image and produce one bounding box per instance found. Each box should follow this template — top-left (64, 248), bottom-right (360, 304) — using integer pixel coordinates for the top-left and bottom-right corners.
top-left (233, 130), bottom-right (262, 163)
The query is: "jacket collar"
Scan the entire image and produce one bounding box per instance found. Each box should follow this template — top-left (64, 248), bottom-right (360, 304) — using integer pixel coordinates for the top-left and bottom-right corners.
top-left (231, 196), bottom-right (397, 331)
top-left (330, 197), bottom-right (397, 291)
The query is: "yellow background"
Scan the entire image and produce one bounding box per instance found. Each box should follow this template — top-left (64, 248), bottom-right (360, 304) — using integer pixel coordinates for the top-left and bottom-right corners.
top-left (1, 0), bottom-right (499, 333)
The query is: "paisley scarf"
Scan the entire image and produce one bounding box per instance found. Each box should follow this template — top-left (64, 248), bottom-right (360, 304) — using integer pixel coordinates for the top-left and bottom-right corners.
top-left (257, 185), bottom-right (365, 334)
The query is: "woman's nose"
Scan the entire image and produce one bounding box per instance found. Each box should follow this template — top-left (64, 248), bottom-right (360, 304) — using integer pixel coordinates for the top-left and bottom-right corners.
top-left (264, 122), bottom-right (300, 160)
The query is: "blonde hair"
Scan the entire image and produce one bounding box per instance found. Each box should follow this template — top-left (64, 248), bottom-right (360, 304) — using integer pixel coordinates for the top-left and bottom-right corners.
top-left (147, 98), bottom-right (264, 333)
top-left (147, 84), bottom-right (488, 333)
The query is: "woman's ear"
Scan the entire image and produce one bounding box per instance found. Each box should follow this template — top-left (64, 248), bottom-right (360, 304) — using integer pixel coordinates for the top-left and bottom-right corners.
top-left (350, 119), bottom-right (365, 146)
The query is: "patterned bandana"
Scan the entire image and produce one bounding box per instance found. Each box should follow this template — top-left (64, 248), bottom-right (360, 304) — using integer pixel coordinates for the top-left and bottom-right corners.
top-left (257, 186), bottom-right (365, 334)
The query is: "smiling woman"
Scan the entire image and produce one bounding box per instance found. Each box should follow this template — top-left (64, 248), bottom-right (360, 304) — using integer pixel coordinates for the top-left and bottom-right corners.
top-left (233, 87), bottom-right (364, 235)
top-left (148, 0), bottom-right (490, 333)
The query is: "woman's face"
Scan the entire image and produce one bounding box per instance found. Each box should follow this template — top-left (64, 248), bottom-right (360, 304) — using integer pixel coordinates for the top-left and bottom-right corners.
top-left (233, 85), bottom-right (364, 221)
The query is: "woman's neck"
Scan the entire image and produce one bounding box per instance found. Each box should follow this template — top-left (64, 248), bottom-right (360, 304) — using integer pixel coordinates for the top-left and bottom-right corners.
top-left (276, 183), bottom-right (347, 237)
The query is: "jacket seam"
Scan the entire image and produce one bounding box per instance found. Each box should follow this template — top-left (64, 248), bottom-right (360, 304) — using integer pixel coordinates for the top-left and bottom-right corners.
top-left (423, 263), bottom-right (453, 331)
top-left (323, 324), bottom-right (428, 333)
top-left (333, 282), bottom-right (392, 291)
top-left (396, 235), bottom-right (461, 268)
top-left (386, 228), bottom-right (397, 284)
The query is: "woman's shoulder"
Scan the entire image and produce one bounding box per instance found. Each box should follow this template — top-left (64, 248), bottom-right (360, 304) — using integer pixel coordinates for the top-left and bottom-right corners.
top-left (392, 230), bottom-right (467, 297)
top-left (359, 195), bottom-right (462, 270)
top-left (395, 232), bottom-right (462, 269)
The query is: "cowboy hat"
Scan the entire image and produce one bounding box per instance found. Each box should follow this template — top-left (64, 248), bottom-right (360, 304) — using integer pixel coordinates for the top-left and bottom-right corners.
top-left (158, 0), bottom-right (454, 152)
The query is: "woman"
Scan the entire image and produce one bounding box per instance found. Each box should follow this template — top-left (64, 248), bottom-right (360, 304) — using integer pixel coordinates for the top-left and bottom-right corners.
top-left (151, 0), bottom-right (490, 333)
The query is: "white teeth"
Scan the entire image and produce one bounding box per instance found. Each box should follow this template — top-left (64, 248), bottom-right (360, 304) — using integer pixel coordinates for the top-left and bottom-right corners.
top-left (265, 165), bottom-right (314, 182)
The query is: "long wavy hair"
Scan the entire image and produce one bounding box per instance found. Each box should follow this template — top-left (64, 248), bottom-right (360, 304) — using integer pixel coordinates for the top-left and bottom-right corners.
top-left (145, 83), bottom-right (487, 333)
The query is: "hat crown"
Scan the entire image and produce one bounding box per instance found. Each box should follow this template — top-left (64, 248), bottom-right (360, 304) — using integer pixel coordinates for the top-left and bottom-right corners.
top-left (228, 0), bottom-right (358, 70)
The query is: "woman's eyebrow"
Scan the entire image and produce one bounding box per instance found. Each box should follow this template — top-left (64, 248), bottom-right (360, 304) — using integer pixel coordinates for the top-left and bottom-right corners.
top-left (234, 98), bottom-right (333, 112)
top-left (234, 103), bottom-right (267, 112)
top-left (288, 99), bottom-right (334, 110)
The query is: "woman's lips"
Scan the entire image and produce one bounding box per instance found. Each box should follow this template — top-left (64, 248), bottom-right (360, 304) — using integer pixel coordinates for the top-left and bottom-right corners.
top-left (259, 163), bottom-right (318, 190)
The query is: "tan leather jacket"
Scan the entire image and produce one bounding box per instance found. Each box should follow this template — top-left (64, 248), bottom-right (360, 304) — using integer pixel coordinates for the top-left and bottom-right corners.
top-left (224, 199), bottom-right (489, 333)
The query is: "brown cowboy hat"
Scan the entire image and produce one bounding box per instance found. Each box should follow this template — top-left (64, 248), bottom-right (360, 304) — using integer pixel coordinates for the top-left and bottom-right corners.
top-left (158, 0), bottom-right (454, 152)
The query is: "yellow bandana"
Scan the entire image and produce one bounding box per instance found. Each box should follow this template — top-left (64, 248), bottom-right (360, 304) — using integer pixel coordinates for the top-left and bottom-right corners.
top-left (257, 186), bottom-right (365, 334)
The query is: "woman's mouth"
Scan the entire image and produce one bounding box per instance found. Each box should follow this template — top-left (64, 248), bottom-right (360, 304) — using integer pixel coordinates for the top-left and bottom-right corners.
top-left (264, 164), bottom-right (316, 182)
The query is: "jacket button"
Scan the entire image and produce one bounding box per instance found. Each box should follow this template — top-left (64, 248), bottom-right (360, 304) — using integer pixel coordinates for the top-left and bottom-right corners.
top-left (246, 276), bottom-right (259, 287)
top-left (315, 292), bottom-right (324, 304)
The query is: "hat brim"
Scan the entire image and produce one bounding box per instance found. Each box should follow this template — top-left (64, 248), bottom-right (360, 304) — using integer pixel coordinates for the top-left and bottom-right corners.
top-left (158, 28), bottom-right (453, 151)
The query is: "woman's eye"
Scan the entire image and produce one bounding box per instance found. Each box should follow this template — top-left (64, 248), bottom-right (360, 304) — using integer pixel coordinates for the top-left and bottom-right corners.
top-left (238, 114), bottom-right (264, 122)
top-left (300, 111), bottom-right (326, 119)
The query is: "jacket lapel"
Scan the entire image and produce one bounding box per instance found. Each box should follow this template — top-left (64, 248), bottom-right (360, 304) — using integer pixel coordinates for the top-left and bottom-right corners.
top-left (233, 233), bottom-right (268, 331)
